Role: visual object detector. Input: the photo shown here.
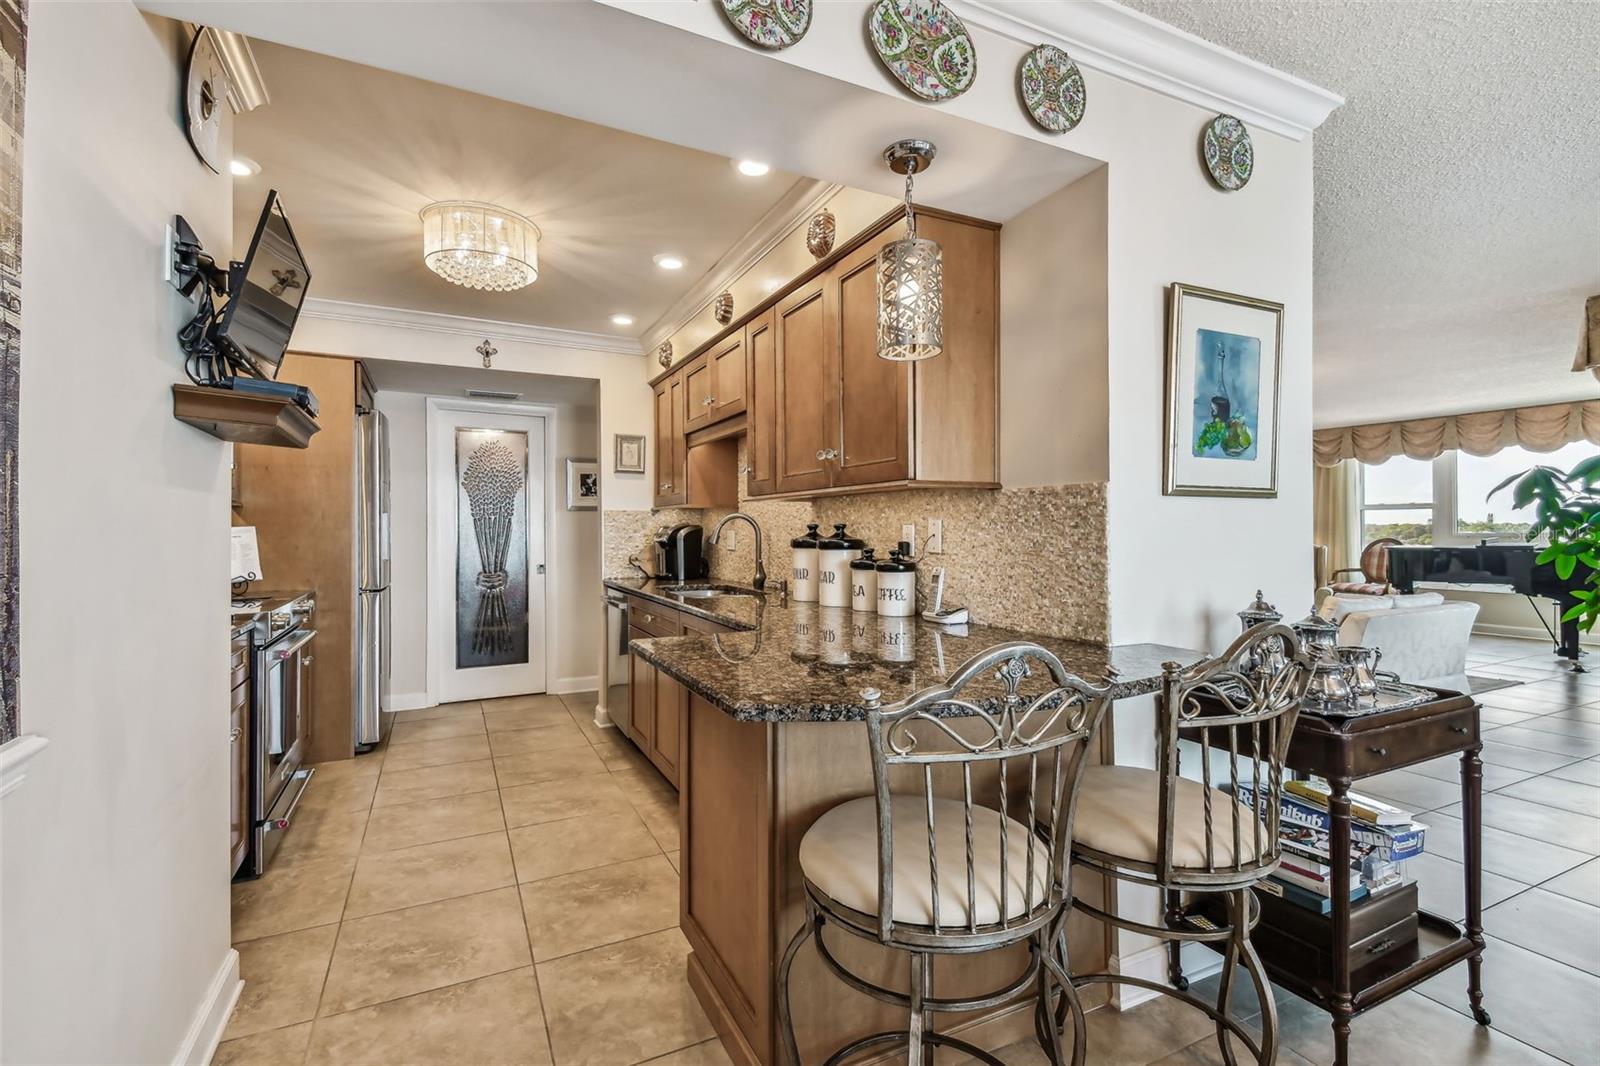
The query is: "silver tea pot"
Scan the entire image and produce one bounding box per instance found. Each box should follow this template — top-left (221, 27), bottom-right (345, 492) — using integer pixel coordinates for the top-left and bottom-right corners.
top-left (1291, 610), bottom-right (1342, 661)
top-left (1335, 645), bottom-right (1383, 698)
top-left (1305, 656), bottom-right (1356, 705)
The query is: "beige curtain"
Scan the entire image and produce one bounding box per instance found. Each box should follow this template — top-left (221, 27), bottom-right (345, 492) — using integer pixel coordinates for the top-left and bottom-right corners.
top-left (1574, 295), bottom-right (1600, 378)
top-left (1313, 459), bottom-right (1359, 588)
top-left (1313, 399), bottom-right (1600, 467)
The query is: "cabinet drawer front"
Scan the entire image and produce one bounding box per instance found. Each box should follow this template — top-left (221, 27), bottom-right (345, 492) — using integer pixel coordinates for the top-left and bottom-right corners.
top-left (1348, 706), bottom-right (1479, 776)
top-left (629, 599), bottom-right (682, 637)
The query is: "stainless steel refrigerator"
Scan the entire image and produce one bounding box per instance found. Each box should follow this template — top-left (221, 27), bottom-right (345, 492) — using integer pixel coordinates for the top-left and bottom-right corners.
top-left (355, 408), bottom-right (390, 749)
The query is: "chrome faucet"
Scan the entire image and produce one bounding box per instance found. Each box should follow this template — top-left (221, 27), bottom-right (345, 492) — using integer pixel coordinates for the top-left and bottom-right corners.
top-left (708, 512), bottom-right (766, 590)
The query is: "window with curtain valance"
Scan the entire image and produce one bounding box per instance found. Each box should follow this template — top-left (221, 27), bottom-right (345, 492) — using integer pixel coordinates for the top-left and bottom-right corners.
top-left (1313, 400), bottom-right (1600, 468)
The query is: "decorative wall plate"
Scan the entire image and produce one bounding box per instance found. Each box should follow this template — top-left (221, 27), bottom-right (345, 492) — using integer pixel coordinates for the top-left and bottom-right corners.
top-left (806, 208), bottom-right (836, 259)
top-left (718, 0), bottom-right (811, 50)
top-left (1202, 114), bottom-right (1254, 191)
top-left (656, 341), bottom-right (673, 369)
top-left (1019, 44), bottom-right (1086, 133)
top-left (183, 29), bottom-right (230, 173)
top-left (867, 0), bottom-right (976, 102)
top-left (714, 291), bottom-right (734, 326)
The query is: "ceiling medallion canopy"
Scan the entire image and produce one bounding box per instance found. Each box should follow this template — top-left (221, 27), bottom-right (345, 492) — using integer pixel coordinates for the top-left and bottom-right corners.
top-left (420, 200), bottom-right (540, 291)
top-left (876, 139), bottom-right (944, 362)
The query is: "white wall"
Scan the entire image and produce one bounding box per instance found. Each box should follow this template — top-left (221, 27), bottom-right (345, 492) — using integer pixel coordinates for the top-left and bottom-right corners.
top-left (376, 386), bottom-right (601, 707)
top-left (2, 7), bottom-right (236, 1064)
top-left (999, 165), bottom-right (1110, 487)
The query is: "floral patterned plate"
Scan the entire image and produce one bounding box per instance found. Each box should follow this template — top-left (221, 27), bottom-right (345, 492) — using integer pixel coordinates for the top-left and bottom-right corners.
top-left (718, 0), bottom-right (811, 50)
top-left (1019, 43), bottom-right (1086, 133)
top-left (1202, 114), bottom-right (1254, 191)
top-left (867, 0), bottom-right (977, 102)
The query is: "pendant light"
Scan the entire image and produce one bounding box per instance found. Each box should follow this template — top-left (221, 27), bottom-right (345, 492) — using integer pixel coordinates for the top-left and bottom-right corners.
top-left (876, 139), bottom-right (943, 362)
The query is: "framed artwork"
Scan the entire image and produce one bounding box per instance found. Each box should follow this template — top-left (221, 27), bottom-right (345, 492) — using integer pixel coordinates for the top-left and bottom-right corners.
top-left (1, 0), bottom-right (26, 745)
top-left (565, 458), bottom-right (599, 511)
top-left (613, 433), bottom-right (645, 475)
top-left (1163, 283), bottom-right (1283, 497)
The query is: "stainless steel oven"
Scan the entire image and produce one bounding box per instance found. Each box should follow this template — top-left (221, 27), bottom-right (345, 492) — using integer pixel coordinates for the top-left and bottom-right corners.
top-left (246, 593), bottom-right (317, 877)
top-left (602, 590), bottom-right (631, 735)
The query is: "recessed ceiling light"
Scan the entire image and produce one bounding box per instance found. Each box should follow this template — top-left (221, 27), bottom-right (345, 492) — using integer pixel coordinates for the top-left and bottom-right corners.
top-left (229, 156), bottom-right (261, 177)
top-left (610, 314), bottom-right (635, 327)
top-left (653, 253), bottom-right (685, 271)
top-left (736, 159), bottom-right (770, 177)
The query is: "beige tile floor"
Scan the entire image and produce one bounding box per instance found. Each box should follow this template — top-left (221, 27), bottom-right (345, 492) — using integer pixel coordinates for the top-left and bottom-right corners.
top-left (219, 637), bottom-right (1598, 1065)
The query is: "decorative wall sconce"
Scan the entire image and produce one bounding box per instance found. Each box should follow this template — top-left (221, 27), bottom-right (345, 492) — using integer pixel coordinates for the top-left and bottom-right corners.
top-left (657, 341), bottom-right (673, 369)
top-left (714, 291), bottom-right (735, 326)
top-left (876, 139), bottom-right (944, 362)
top-left (806, 208), bottom-right (836, 259)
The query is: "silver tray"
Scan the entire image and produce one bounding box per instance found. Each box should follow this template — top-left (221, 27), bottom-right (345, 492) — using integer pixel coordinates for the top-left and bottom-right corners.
top-left (1301, 680), bottom-right (1438, 719)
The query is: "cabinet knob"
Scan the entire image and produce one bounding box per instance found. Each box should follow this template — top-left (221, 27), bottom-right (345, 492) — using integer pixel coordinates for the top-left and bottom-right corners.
top-left (229, 726), bottom-right (242, 741)
top-left (1368, 746), bottom-right (1387, 757)
top-left (816, 449), bottom-right (826, 461)
top-left (1448, 724), bottom-right (1469, 735)
top-left (660, 481), bottom-right (671, 491)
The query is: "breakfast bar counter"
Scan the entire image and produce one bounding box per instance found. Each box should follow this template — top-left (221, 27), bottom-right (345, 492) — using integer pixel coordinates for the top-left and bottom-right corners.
top-left (610, 578), bottom-right (1204, 1065)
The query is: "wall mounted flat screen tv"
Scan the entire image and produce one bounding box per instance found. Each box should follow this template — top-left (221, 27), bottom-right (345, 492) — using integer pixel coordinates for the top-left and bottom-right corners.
top-left (218, 190), bottom-right (310, 381)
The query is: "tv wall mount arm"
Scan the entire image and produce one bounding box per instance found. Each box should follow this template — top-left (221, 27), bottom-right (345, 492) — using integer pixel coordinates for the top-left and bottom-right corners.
top-left (169, 214), bottom-right (252, 386)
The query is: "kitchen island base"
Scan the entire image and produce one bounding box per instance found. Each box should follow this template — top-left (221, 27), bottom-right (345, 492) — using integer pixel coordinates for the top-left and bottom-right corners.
top-left (679, 692), bottom-right (1115, 1066)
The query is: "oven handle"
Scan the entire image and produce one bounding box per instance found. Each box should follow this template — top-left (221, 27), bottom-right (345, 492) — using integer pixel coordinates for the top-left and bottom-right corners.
top-left (273, 629), bottom-right (319, 660)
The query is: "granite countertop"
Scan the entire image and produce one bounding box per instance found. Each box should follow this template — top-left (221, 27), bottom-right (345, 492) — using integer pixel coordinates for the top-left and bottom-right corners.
top-left (606, 577), bottom-right (1203, 722)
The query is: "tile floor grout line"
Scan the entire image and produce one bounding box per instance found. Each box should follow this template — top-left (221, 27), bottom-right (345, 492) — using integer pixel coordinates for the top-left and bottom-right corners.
top-left (503, 787), bottom-right (561, 1066)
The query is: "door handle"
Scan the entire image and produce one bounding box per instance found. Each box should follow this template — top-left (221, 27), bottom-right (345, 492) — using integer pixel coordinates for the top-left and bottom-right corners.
top-left (536, 564), bottom-right (546, 574)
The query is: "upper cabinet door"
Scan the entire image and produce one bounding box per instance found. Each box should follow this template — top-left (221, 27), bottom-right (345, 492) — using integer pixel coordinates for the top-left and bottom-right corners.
top-left (682, 355), bottom-right (715, 433)
top-left (773, 277), bottom-right (837, 495)
top-left (745, 309), bottom-right (778, 498)
top-left (710, 333), bottom-right (747, 421)
top-left (654, 373), bottom-right (687, 506)
top-left (832, 239), bottom-right (911, 488)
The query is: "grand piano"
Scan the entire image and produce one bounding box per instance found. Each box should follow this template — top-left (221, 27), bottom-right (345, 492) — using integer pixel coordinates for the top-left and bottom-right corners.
top-left (1387, 542), bottom-right (1592, 665)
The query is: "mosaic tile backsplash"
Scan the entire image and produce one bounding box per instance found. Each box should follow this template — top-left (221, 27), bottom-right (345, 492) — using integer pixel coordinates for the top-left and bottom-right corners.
top-left (602, 442), bottom-right (1109, 643)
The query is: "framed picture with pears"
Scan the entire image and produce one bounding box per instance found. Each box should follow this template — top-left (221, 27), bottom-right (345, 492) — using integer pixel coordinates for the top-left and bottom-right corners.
top-left (1163, 282), bottom-right (1284, 497)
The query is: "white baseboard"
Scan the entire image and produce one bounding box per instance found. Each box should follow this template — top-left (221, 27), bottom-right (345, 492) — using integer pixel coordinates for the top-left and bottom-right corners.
top-left (1472, 622), bottom-right (1600, 647)
top-left (1108, 942), bottom-right (1223, 1011)
top-left (383, 691), bottom-right (433, 713)
top-left (549, 674), bottom-right (599, 695)
top-left (171, 948), bottom-right (241, 1066)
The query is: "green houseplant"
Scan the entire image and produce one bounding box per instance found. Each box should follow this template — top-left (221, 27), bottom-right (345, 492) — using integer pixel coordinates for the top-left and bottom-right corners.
top-left (1490, 453), bottom-right (1600, 632)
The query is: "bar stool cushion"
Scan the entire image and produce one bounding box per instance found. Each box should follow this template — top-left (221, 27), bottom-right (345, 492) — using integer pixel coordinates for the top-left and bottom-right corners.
top-left (799, 795), bottom-right (1051, 927)
top-left (1073, 765), bottom-right (1265, 868)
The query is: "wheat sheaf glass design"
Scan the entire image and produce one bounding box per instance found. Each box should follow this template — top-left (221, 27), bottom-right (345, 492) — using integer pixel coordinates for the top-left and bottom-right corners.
top-left (461, 438), bottom-right (525, 657)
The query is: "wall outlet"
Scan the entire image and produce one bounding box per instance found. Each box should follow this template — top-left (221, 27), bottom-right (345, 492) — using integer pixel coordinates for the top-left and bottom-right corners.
top-left (927, 518), bottom-right (944, 554)
top-left (901, 523), bottom-right (917, 551)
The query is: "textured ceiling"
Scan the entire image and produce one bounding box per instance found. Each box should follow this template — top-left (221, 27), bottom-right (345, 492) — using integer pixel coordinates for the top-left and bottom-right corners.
top-left (232, 41), bottom-right (802, 341)
top-left (1123, 0), bottom-right (1600, 427)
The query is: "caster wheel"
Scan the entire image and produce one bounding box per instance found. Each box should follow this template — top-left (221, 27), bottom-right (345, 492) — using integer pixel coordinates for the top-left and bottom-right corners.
top-left (1472, 1008), bottom-right (1491, 1026)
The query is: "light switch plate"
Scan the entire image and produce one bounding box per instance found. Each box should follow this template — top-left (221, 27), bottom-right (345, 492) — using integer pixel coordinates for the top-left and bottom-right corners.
top-left (902, 523), bottom-right (917, 550)
top-left (927, 518), bottom-right (944, 554)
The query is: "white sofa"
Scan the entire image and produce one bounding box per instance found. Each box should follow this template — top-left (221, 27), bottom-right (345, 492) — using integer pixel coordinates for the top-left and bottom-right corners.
top-left (1315, 591), bottom-right (1480, 694)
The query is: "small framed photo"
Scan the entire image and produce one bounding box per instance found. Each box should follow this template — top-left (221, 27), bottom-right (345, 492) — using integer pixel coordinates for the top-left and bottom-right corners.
top-left (1163, 282), bottom-right (1284, 498)
top-left (565, 458), bottom-right (600, 510)
top-left (614, 433), bottom-right (646, 475)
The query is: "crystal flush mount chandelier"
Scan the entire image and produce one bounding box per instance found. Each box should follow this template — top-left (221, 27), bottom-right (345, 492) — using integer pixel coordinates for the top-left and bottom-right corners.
top-left (420, 200), bottom-right (540, 291)
top-left (876, 139), bottom-right (944, 362)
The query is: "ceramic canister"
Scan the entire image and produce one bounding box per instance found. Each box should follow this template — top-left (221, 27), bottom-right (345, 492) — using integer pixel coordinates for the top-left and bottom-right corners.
top-left (850, 549), bottom-right (879, 613)
top-left (790, 522), bottom-right (821, 602)
top-left (817, 523), bottom-right (865, 609)
top-left (876, 542), bottom-right (917, 618)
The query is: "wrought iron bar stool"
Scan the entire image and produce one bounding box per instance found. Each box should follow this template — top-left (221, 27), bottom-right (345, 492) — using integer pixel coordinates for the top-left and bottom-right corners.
top-left (776, 641), bottom-right (1112, 1065)
top-left (1061, 623), bottom-right (1312, 1065)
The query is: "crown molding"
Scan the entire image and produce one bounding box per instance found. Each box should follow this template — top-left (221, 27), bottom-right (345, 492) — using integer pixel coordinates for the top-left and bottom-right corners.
top-left (945, 0), bottom-right (1343, 141)
top-left (643, 177), bottom-right (841, 351)
top-left (186, 24), bottom-right (270, 113)
top-left (299, 298), bottom-right (645, 356)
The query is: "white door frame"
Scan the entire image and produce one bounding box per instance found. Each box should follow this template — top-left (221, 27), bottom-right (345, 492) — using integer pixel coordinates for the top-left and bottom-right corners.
top-left (425, 396), bottom-right (557, 706)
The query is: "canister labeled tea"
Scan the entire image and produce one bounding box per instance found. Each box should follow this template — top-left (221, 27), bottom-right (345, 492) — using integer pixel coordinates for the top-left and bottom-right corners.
top-left (850, 549), bottom-right (879, 613)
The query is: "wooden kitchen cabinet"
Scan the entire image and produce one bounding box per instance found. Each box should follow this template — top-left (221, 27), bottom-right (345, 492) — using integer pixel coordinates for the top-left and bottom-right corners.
top-left (684, 333), bottom-right (747, 433)
top-left (628, 628), bottom-right (657, 756)
top-left (773, 276), bottom-right (835, 495)
top-left (649, 206), bottom-right (998, 503)
top-left (653, 371), bottom-right (687, 507)
top-left (745, 309), bottom-right (778, 498)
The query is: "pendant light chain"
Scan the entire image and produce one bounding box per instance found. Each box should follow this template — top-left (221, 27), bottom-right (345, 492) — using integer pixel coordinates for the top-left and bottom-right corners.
top-left (904, 168), bottom-right (917, 239)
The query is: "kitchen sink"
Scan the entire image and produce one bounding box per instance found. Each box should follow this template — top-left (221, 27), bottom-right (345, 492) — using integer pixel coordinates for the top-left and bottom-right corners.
top-left (658, 583), bottom-right (758, 599)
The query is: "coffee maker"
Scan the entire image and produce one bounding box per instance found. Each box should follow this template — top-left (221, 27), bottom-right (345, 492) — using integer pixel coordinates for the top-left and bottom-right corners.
top-left (653, 524), bottom-right (708, 581)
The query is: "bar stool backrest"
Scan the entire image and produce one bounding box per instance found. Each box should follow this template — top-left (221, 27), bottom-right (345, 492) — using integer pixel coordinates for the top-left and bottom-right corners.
top-left (863, 641), bottom-right (1111, 944)
top-left (1155, 622), bottom-right (1313, 886)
